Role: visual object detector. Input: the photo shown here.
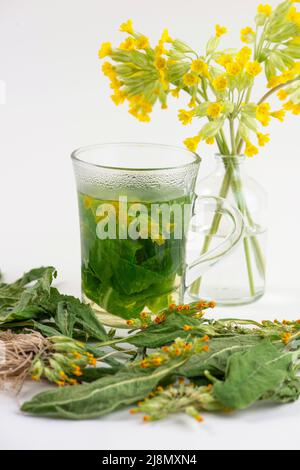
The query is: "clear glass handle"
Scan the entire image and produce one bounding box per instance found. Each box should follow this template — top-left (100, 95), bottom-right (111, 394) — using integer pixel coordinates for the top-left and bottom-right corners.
top-left (185, 196), bottom-right (244, 288)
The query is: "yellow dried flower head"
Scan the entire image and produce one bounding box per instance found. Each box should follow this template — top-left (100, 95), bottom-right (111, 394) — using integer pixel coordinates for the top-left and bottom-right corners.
top-left (257, 132), bottom-right (270, 146)
top-left (240, 27), bottom-right (256, 44)
top-left (246, 61), bottom-right (262, 77)
top-left (215, 24), bottom-right (227, 38)
top-left (207, 102), bottom-right (223, 118)
top-left (191, 59), bottom-right (209, 77)
top-left (212, 75), bottom-right (228, 91)
top-left (183, 73), bottom-right (199, 87)
top-left (98, 42), bottom-right (112, 59)
top-left (119, 19), bottom-right (134, 34)
top-left (184, 135), bottom-right (201, 152)
top-left (257, 4), bottom-right (272, 16)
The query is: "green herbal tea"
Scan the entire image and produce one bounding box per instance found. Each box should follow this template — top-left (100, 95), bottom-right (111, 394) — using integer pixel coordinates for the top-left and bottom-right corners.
top-left (78, 191), bottom-right (191, 322)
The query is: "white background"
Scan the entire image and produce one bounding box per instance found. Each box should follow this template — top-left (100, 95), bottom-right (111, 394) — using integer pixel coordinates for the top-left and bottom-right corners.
top-left (0, 0), bottom-right (300, 450)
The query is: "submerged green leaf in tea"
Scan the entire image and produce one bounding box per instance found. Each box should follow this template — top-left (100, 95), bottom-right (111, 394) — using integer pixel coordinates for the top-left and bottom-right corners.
top-left (78, 192), bottom-right (191, 319)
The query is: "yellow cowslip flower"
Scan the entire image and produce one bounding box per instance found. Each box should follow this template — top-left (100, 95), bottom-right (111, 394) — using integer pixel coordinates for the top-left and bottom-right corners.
top-left (256, 103), bottom-right (271, 126)
top-left (129, 108), bottom-right (151, 122)
top-left (289, 36), bottom-right (300, 45)
top-left (212, 75), bottom-right (228, 91)
top-left (109, 77), bottom-right (122, 91)
top-left (293, 104), bottom-right (300, 115)
top-left (160, 28), bottom-right (173, 44)
top-left (184, 135), bottom-right (201, 152)
top-left (287, 6), bottom-right (300, 26)
top-left (281, 69), bottom-right (296, 83)
top-left (236, 47), bottom-right (252, 67)
top-left (119, 19), bottom-right (134, 34)
top-left (136, 35), bottom-right (150, 49)
top-left (128, 95), bottom-right (153, 122)
top-left (206, 137), bottom-right (215, 145)
top-left (207, 102), bottom-right (223, 118)
top-left (191, 59), bottom-right (209, 77)
top-left (292, 62), bottom-right (300, 74)
top-left (216, 54), bottom-right (233, 68)
top-left (283, 100), bottom-right (295, 111)
top-left (285, 102), bottom-right (300, 115)
top-left (215, 24), bottom-right (227, 38)
top-left (245, 141), bottom-right (259, 157)
top-left (267, 76), bottom-right (283, 88)
top-left (246, 61), bottom-right (262, 77)
top-left (226, 62), bottom-right (242, 76)
top-left (119, 37), bottom-right (136, 50)
top-left (257, 132), bottom-right (270, 146)
top-left (183, 72), bottom-right (199, 86)
top-left (271, 110), bottom-right (286, 121)
top-left (154, 56), bottom-right (167, 70)
top-left (277, 89), bottom-right (288, 101)
top-left (98, 42), bottom-right (112, 59)
top-left (171, 87), bottom-right (180, 98)
top-left (240, 27), bottom-right (256, 44)
top-left (178, 109), bottom-right (194, 125)
top-left (257, 4), bottom-right (272, 16)
top-left (183, 325), bottom-right (193, 331)
top-left (111, 89), bottom-right (127, 105)
top-left (155, 43), bottom-right (167, 56)
top-left (83, 195), bottom-right (93, 209)
top-left (188, 97), bottom-right (197, 108)
top-left (102, 61), bottom-right (116, 78)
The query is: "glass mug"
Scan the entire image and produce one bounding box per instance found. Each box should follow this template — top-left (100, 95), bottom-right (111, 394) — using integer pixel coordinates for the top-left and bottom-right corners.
top-left (72, 143), bottom-right (244, 327)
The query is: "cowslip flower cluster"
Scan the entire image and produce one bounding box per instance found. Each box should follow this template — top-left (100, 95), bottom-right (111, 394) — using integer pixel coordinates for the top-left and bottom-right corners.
top-left (30, 336), bottom-right (97, 387)
top-left (137, 336), bottom-right (210, 371)
top-left (99, 1), bottom-right (300, 158)
top-left (126, 300), bottom-right (216, 330)
top-left (130, 379), bottom-right (223, 422)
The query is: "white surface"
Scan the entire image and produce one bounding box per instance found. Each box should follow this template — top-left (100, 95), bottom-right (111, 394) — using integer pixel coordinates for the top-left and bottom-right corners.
top-left (0, 0), bottom-right (300, 450)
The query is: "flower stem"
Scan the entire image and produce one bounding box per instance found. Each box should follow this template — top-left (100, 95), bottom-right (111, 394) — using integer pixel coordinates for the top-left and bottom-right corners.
top-left (257, 77), bottom-right (300, 105)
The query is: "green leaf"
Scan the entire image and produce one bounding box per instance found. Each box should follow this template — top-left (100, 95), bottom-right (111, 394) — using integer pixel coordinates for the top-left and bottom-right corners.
top-left (179, 336), bottom-right (263, 378)
top-left (127, 313), bottom-right (210, 348)
top-left (21, 357), bottom-right (188, 419)
top-left (264, 374), bottom-right (300, 404)
top-left (55, 301), bottom-right (76, 337)
top-left (0, 267), bottom-right (56, 323)
top-left (213, 340), bottom-right (292, 410)
top-left (49, 289), bottom-right (108, 342)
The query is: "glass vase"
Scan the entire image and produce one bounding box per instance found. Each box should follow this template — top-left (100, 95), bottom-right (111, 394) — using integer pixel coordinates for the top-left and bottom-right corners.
top-left (188, 155), bottom-right (267, 306)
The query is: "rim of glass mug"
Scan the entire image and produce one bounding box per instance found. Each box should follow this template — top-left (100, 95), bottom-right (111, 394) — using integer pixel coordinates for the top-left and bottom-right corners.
top-left (71, 142), bottom-right (201, 172)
